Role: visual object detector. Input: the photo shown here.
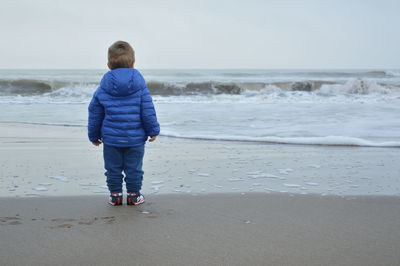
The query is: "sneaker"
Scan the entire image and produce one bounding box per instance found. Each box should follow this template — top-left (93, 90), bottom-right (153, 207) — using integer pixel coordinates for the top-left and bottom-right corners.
top-left (127, 192), bottom-right (145, 205)
top-left (108, 192), bottom-right (123, 206)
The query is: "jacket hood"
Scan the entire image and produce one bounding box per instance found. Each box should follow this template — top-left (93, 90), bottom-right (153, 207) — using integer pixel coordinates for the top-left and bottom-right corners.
top-left (100, 68), bottom-right (142, 96)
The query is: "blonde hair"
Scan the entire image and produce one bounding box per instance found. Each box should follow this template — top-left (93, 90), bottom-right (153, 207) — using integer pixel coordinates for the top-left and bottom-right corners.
top-left (107, 41), bottom-right (135, 70)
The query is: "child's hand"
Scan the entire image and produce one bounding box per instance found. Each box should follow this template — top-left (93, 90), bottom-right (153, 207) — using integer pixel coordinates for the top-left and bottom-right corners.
top-left (92, 139), bottom-right (102, 146)
top-left (148, 136), bottom-right (157, 142)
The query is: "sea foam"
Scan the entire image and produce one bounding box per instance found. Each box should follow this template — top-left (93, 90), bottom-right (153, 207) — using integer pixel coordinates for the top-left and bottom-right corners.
top-left (160, 131), bottom-right (400, 148)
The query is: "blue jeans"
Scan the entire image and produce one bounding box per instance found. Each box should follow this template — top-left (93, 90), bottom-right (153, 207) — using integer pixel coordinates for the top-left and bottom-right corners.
top-left (103, 144), bottom-right (145, 194)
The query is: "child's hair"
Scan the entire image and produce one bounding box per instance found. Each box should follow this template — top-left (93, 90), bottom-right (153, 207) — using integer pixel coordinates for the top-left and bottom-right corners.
top-left (107, 41), bottom-right (135, 70)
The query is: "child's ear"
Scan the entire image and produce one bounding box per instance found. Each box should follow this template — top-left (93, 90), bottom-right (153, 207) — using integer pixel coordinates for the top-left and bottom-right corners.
top-left (107, 62), bottom-right (111, 70)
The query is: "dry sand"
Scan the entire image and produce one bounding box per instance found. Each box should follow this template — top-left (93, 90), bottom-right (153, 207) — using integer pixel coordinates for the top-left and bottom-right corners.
top-left (1, 193), bottom-right (400, 266)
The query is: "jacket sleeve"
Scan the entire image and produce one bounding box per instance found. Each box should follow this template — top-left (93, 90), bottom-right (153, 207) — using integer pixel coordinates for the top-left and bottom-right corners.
top-left (141, 85), bottom-right (160, 137)
top-left (88, 90), bottom-right (105, 142)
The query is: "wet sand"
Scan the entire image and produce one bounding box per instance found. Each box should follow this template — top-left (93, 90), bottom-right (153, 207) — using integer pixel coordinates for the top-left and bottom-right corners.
top-left (0, 123), bottom-right (399, 197)
top-left (1, 193), bottom-right (400, 266)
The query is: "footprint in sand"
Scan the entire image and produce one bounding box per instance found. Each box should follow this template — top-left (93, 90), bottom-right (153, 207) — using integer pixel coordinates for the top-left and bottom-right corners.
top-left (46, 223), bottom-right (74, 229)
top-left (8, 221), bottom-right (22, 225)
top-left (0, 216), bottom-right (22, 225)
top-left (51, 218), bottom-right (77, 222)
top-left (47, 216), bottom-right (117, 227)
top-left (46, 218), bottom-right (77, 229)
top-left (78, 219), bottom-right (96, 225)
top-left (1, 215), bottom-right (119, 229)
top-left (100, 216), bottom-right (116, 224)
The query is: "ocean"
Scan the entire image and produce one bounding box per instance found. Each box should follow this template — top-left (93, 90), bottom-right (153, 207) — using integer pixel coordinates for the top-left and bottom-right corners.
top-left (1, 69), bottom-right (399, 147)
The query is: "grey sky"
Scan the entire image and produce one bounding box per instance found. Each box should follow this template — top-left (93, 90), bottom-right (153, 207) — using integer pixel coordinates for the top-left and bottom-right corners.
top-left (1, 0), bottom-right (399, 69)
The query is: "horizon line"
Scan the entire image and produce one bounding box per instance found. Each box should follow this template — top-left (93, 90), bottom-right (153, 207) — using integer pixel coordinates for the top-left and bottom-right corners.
top-left (0, 67), bottom-right (398, 71)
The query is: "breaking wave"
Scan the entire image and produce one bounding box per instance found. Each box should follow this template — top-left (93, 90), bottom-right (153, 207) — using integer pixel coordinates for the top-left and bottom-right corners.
top-left (1, 78), bottom-right (398, 99)
top-left (0, 79), bottom-right (54, 95)
top-left (386, 70), bottom-right (400, 77)
top-left (0, 79), bottom-right (97, 96)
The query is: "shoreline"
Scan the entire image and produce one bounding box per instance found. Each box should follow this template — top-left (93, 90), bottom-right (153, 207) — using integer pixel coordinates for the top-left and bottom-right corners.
top-left (2, 121), bottom-right (399, 148)
top-left (0, 122), bottom-right (399, 197)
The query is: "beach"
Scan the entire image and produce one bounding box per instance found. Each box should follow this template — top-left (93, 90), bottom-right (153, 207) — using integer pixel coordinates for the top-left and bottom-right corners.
top-left (1, 123), bottom-right (400, 265)
top-left (2, 0), bottom-right (400, 263)
top-left (1, 194), bottom-right (400, 266)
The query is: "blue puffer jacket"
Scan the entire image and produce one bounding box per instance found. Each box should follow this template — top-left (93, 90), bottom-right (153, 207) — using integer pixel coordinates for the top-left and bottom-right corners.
top-left (88, 68), bottom-right (160, 147)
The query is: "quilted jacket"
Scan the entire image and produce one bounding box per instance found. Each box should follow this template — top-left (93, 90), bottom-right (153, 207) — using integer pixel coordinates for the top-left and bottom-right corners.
top-left (88, 68), bottom-right (160, 147)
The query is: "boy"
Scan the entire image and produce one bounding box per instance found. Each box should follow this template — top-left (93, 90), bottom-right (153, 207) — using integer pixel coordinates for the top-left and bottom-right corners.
top-left (88, 40), bottom-right (160, 206)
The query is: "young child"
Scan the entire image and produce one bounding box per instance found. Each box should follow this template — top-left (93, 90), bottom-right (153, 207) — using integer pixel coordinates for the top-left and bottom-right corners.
top-left (88, 40), bottom-right (160, 206)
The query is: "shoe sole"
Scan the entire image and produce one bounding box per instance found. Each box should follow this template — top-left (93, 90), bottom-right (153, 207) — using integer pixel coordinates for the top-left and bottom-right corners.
top-left (108, 202), bottom-right (123, 206)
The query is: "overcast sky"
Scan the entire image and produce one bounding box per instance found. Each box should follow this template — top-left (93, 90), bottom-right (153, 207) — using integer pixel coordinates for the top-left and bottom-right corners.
top-left (1, 0), bottom-right (399, 69)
